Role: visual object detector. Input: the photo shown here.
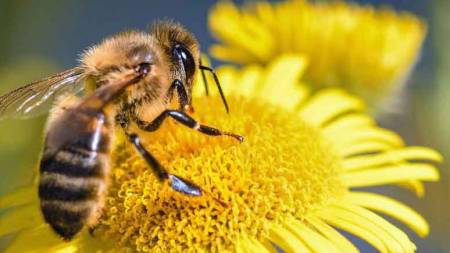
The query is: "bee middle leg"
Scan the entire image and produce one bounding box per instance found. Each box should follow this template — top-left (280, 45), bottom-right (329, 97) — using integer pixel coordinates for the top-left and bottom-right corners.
top-left (126, 133), bottom-right (202, 196)
top-left (173, 79), bottom-right (192, 112)
top-left (116, 114), bottom-right (203, 196)
top-left (133, 110), bottom-right (243, 142)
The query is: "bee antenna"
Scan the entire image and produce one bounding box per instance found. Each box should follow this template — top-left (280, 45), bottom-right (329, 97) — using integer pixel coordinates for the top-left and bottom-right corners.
top-left (199, 65), bottom-right (229, 114)
top-left (199, 58), bottom-right (209, 96)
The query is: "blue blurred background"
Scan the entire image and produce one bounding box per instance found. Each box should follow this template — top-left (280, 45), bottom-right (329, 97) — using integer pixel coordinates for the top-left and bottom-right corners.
top-left (0, 1), bottom-right (448, 252)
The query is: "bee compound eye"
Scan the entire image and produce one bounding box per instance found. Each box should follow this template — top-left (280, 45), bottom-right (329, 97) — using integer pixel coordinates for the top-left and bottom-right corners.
top-left (173, 44), bottom-right (195, 78)
top-left (136, 63), bottom-right (151, 76)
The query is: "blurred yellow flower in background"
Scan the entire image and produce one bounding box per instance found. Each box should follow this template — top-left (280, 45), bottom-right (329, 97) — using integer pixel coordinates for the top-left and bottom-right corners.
top-left (209, 0), bottom-right (427, 111)
top-left (0, 56), bottom-right (440, 252)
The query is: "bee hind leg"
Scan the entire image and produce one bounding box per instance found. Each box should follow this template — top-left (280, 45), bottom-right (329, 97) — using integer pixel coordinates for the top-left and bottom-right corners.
top-left (126, 133), bottom-right (202, 196)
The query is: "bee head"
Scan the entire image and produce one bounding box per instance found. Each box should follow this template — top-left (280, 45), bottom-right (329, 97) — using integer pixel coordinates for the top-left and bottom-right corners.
top-left (151, 20), bottom-right (200, 98)
top-left (80, 31), bottom-right (159, 82)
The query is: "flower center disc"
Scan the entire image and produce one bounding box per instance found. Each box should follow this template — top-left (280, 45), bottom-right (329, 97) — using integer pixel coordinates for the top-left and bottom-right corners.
top-left (103, 96), bottom-right (344, 252)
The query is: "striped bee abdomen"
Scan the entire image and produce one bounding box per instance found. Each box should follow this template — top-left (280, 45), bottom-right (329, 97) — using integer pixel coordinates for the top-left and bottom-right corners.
top-left (39, 106), bottom-right (111, 241)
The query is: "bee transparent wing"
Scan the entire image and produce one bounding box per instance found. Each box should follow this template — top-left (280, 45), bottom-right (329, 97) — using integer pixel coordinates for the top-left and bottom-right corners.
top-left (0, 67), bottom-right (85, 120)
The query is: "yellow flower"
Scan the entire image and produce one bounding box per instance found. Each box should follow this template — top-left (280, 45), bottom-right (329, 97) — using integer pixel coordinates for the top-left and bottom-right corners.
top-left (0, 56), bottom-right (440, 252)
top-left (208, 0), bottom-right (427, 110)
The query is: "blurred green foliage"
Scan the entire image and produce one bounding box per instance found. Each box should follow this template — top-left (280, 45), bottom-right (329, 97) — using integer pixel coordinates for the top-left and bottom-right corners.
top-left (0, 58), bottom-right (56, 195)
top-left (0, 0), bottom-right (64, 195)
top-left (416, 0), bottom-right (450, 251)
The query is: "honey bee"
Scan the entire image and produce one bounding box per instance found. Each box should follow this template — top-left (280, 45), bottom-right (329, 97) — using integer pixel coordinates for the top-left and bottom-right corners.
top-left (0, 21), bottom-right (243, 241)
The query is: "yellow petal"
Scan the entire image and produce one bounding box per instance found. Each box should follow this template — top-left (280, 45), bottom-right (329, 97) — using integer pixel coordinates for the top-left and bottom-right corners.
top-left (295, 83), bottom-right (311, 106)
top-left (210, 45), bottom-right (259, 65)
top-left (317, 209), bottom-right (388, 253)
top-left (259, 239), bottom-right (278, 253)
top-left (240, 13), bottom-right (275, 59)
top-left (213, 65), bottom-right (239, 95)
top-left (275, 2), bottom-right (295, 52)
top-left (338, 141), bottom-right (393, 157)
top-left (232, 65), bottom-right (263, 98)
top-left (208, 1), bottom-right (273, 61)
top-left (210, 63), bottom-right (262, 99)
top-left (283, 218), bottom-right (341, 253)
top-left (299, 89), bottom-right (365, 127)
top-left (237, 235), bottom-right (273, 253)
top-left (253, 1), bottom-right (276, 26)
top-left (0, 204), bottom-right (41, 236)
top-left (319, 203), bottom-right (417, 253)
top-left (260, 55), bottom-right (308, 110)
top-left (194, 54), bottom-right (215, 95)
top-left (208, 0), bottom-right (427, 110)
top-left (0, 187), bottom-right (35, 209)
top-left (322, 114), bottom-right (374, 137)
top-left (268, 223), bottom-right (311, 253)
top-left (396, 180), bottom-right (425, 197)
top-left (342, 163), bottom-right (439, 187)
top-left (5, 225), bottom-right (72, 253)
top-left (328, 127), bottom-right (404, 149)
top-left (335, 204), bottom-right (416, 252)
top-left (342, 147), bottom-right (443, 171)
top-left (344, 192), bottom-right (429, 237)
top-left (52, 245), bottom-right (78, 253)
top-left (307, 216), bottom-right (359, 253)
top-left (218, 55), bottom-right (308, 110)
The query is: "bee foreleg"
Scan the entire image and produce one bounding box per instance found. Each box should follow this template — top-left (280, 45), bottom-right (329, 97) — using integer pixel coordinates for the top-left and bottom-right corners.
top-left (164, 110), bottom-right (243, 142)
top-left (173, 79), bottom-right (191, 112)
top-left (126, 133), bottom-right (202, 196)
top-left (134, 110), bottom-right (243, 142)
